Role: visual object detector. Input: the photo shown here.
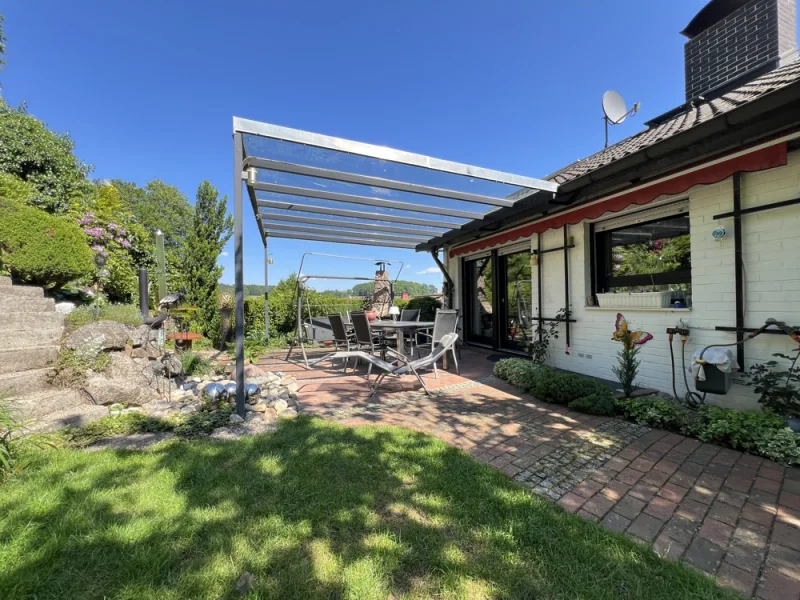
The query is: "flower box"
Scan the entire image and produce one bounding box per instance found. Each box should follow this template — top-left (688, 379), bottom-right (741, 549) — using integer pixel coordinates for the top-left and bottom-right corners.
top-left (595, 291), bottom-right (674, 309)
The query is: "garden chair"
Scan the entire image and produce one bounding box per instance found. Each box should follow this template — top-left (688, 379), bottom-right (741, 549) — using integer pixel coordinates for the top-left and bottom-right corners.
top-left (310, 333), bottom-right (459, 396)
top-left (350, 311), bottom-right (391, 379)
top-left (414, 309), bottom-right (460, 378)
top-left (328, 313), bottom-right (355, 373)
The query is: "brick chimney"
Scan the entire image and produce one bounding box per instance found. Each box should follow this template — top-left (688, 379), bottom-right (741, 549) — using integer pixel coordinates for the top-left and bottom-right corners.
top-left (682, 0), bottom-right (797, 101)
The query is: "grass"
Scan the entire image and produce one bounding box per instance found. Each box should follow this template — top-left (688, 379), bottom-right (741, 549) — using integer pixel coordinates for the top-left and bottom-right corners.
top-left (0, 417), bottom-right (739, 600)
top-left (64, 303), bottom-right (143, 332)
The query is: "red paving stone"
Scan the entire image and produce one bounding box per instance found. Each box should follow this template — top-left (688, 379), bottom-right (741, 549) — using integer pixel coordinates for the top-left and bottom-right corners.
top-left (261, 346), bottom-right (800, 598)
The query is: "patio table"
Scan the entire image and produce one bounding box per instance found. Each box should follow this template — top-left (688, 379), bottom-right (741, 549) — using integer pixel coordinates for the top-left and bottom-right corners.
top-left (370, 320), bottom-right (434, 358)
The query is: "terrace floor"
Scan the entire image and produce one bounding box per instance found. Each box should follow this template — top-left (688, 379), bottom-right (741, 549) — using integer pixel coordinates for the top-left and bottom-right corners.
top-left (257, 346), bottom-right (800, 600)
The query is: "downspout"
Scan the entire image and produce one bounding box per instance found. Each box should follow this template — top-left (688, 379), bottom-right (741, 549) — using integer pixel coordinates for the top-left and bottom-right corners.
top-left (430, 248), bottom-right (454, 309)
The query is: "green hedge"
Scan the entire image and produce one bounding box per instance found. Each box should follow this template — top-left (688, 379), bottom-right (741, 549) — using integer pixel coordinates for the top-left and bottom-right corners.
top-left (493, 358), bottom-right (800, 464)
top-left (0, 202), bottom-right (94, 288)
top-left (406, 296), bottom-right (442, 321)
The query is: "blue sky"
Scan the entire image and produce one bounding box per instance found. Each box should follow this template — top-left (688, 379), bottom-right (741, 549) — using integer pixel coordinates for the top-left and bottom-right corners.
top-left (2, 0), bottom-right (732, 289)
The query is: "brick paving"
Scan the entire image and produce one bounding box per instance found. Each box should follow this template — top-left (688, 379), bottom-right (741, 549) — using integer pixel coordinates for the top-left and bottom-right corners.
top-left (259, 347), bottom-right (800, 599)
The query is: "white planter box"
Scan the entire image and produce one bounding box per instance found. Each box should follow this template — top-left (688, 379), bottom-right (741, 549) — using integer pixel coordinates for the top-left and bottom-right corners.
top-left (596, 291), bottom-right (674, 309)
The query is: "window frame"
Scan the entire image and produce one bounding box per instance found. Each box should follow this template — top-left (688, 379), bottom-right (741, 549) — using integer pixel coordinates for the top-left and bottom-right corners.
top-left (591, 202), bottom-right (691, 296)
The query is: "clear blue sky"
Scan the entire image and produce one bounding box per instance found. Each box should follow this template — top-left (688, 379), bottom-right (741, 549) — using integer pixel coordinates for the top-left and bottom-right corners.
top-left (3, 0), bottom-right (727, 289)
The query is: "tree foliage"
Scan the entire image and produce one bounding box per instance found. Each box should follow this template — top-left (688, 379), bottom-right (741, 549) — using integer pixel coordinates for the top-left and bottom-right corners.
top-left (0, 99), bottom-right (92, 214)
top-left (181, 181), bottom-right (233, 334)
top-left (111, 179), bottom-right (193, 247)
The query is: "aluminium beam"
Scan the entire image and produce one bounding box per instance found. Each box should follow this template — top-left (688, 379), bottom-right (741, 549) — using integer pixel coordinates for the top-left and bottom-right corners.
top-left (250, 181), bottom-right (485, 219)
top-left (232, 132), bottom-right (246, 418)
top-left (256, 199), bottom-right (463, 229)
top-left (233, 117), bottom-right (559, 193)
top-left (257, 211), bottom-right (444, 237)
top-left (263, 230), bottom-right (417, 249)
top-left (244, 157), bottom-right (516, 207)
top-left (260, 221), bottom-right (431, 243)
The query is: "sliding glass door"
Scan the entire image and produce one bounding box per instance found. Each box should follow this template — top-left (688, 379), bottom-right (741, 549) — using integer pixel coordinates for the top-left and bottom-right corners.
top-left (463, 255), bottom-right (494, 346)
top-left (499, 250), bottom-right (533, 353)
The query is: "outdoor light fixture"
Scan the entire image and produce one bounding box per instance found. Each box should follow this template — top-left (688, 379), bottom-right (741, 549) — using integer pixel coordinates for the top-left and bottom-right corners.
top-left (388, 306), bottom-right (400, 320)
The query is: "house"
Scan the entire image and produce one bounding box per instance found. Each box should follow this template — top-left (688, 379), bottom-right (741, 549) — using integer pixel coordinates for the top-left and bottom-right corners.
top-left (434, 0), bottom-right (800, 409)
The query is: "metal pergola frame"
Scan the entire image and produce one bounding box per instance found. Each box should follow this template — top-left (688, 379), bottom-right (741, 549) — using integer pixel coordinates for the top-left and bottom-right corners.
top-left (231, 117), bottom-right (558, 416)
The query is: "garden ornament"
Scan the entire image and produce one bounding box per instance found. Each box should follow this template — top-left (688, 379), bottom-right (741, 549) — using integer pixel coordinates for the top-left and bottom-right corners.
top-left (611, 313), bottom-right (652, 345)
top-left (202, 383), bottom-right (228, 402)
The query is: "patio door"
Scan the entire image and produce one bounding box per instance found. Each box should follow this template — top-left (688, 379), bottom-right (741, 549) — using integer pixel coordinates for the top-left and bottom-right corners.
top-left (498, 249), bottom-right (533, 353)
top-left (462, 255), bottom-right (494, 346)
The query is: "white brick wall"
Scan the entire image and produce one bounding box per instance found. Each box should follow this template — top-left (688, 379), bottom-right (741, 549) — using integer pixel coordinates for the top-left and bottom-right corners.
top-left (448, 148), bottom-right (800, 410)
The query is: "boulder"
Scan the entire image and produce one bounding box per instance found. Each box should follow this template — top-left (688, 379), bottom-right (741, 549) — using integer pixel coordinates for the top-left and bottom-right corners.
top-left (160, 355), bottom-right (183, 378)
top-left (244, 364), bottom-right (269, 379)
top-left (272, 399), bottom-right (289, 413)
top-left (228, 413), bottom-right (245, 424)
top-left (65, 320), bottom-right (131, 352)
top-left (251, 402), bottom-right (268, 413)
top-left (129, 325), bottom-right (158, 349)
top-left (84, 353), bottom-right (162, 406)
top-left (55, 301), bottom-right (76, 314)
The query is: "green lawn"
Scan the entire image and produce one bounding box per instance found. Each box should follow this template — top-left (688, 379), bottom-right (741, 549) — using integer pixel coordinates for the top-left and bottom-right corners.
top-left (0, 417), bottom-right (738, 600)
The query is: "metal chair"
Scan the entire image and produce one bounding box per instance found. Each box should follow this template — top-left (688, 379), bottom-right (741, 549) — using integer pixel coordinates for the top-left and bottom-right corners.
top-left (400, 308), bottom-right (421, 322)
top-left (383, 308), bottom-right (421, 352)
top-left (328, 313), bottom-right (355, 372)
top-left (311, 333), bottom-right (459, 396)
top-left (415, 309), bottom-right (460, 378)
top-left (350, 311), bottom-right (390, 379)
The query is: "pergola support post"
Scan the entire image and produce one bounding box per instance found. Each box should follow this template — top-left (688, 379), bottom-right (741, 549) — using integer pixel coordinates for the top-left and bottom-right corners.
top-left (264, 236), bottom-right (270, 344)
top-left (430, 249), bottom-right (454, 309)
top-left (233, 132), bottom-right (246, 418)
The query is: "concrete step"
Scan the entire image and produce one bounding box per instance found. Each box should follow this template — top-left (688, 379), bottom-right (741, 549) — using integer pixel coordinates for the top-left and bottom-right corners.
top-left (21, 404), bottom-right (109, 435)
top-left (0, 296), bottom-right (55, 312)
top-left (9, 388), bottom-right (88, 420)
top-left (0, 276), bottom-right (11, 286)
top-left (0, 328), bottom-right (63, 348)
top-left (0, 345), bottom-right (59, 374)
top-left (0, 284), bottom-right (44, 298)
top-left (0, 311), bottom-right (63, 332)
top-left (0, 367), bottom-right (52, 397)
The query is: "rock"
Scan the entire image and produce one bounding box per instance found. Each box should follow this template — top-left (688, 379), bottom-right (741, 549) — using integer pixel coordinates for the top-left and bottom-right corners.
top-left (259, 389), bottom-right (270, 399)
top-left (244, 403), bottom-right (254, 412)
top-left (180, 405), bottom-right (197, 414)
top-left (245, 412), bottom-right (264, 422)
top-left (54, 301), bottom-right (76, 314)
top-left (182, 382), bottom-right (195, 391)
top-left (65, 320), bottom-right (131, 352)
top-left (190, 377), bottom-right (202, 384)
top-left (279, 376), bottom-right (295, 386)
top-left (160, 355), bottom-right (182, 378)
top-left (228, 413), bottom-right (245, 424)
top-left (278, 390), bottom-right (290, 400)
top-left (286, 382), bottom-right (299, 393)
top-left (129, 324), bottom-right (158, 349)
top-left (280, 408), bottom-right (298, 418)
top-left (273, 399), bottom-right (288, 413)
top-left (211, 375), bottom-right (223, 382)
top-left (251, 402), bottom-right (267, 413)
top-left (263, 407), bottom-right (278, 420)
top-left (130, 346), bottom-right (160, 359)
top-left (85, 353), bottom-right (162, 407)
top-left (244, 364), bottom-right (269, 379)
top-left (236, 572), bottom-right (256, 595)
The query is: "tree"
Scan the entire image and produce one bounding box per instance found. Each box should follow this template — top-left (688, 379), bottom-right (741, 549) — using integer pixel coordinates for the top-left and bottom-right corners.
top-left (181, 181), bottom-right (233, 334)
top-left (112, 179), bottom-right (193, 247)
top-left (0, 99), bottom-right (92, 213)
top-left (0, 14), bottom-right (7, 76)
top-left (612, 329), bottom-right (640, 398)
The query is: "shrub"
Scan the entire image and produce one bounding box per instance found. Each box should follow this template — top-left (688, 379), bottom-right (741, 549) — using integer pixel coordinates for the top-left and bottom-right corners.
top-left (0, 203), bottom-right (94, 288)
top-left (49, 348), bottom-right (111, 388)
top-left (695, 405), bottom-right (786, 451)
top-left (569, 391), bottom-right (617, 416)
top-left (0, 173), bottom-right (36, 205)
top-left (536, 371), bottom-right (610, 405)
top-left (616, 397), bottom-right (684, 431)
top-left (754, 428), bottom-right (800, 464)
top-left (406, 296), bottom-right (442, 321)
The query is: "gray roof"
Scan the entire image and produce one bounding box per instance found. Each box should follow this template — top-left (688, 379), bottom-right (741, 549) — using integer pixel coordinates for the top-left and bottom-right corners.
top-left (546, 60), bottom-right (800, 186)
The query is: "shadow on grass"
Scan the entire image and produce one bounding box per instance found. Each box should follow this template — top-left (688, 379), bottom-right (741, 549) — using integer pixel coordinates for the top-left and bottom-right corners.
top-left (0, 416), bottom-right (738, 600)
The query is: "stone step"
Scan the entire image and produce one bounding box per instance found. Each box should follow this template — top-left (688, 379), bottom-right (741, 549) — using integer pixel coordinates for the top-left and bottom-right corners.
top-left (0, 345), bottom-right (60, 375)
top-left (9, 388), bottom-right (88, 420)
top-left (0, 367), bottom-right (52, 397)
top-left (0, 328), bottom-right (63, 348)
top-left (0, 284), bottom-right (44, 298)
top-left (0, 276), bottom-right (11, 286)
top-left (0, 296), bottom-right (55, 312)
top-left (0, 311), bottom-right (63, 332)
top-left (20, 404), bottom-right (109, 435)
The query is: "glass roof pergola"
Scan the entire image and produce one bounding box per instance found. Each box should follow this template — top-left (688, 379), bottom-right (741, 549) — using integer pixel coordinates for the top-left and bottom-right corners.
top-left (228, 116), bottom-right (558, 415)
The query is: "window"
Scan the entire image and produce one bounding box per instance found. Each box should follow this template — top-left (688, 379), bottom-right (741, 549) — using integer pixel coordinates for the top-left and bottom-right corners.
top-left (592, 204), bottom-right (691, 302)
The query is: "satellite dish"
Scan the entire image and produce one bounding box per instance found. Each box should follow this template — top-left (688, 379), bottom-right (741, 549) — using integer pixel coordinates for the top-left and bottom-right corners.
top-left (602, 90), bottom-right (628, 124)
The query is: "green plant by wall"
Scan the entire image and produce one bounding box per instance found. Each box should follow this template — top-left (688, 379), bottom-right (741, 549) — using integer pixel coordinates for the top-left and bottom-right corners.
top-left (0, 396), bottom-right (20, 480)
top-left (49, 348), bottom-right (111, 388)
top-left (568, 392), bottom-right (617, 416)
top-left (64, 303), bottom-right (143, 332)
top-left (746, 350), bottom-right (800, 417)
top-left (0, 202), bottom-right (94, 288)
top-left (528, 308), bottom-right (566, 365)
top-left (180, 351), bottom-right (211, 377)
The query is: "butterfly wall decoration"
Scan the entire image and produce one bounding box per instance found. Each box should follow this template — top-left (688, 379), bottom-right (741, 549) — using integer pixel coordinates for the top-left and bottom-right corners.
top-left (611, 313), bottom-right (653, 345)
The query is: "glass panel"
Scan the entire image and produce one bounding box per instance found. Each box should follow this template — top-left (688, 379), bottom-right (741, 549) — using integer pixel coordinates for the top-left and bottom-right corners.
top-left (502, 251), bottom-right (532, 351)
top-left (609, 215), bottom-right (690, 275)
top-left (465, 256), bottom-right (493, 344)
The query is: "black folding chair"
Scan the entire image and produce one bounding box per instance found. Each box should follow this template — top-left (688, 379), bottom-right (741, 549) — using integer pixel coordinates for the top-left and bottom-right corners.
top-left (350, 311), bottom-right (390, 379)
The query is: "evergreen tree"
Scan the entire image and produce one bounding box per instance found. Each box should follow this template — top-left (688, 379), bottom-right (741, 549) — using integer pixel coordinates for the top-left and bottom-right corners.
top-left (181, 181), bottom-right (233, 334)
top-left (612, 329), bottom-right (640, 398)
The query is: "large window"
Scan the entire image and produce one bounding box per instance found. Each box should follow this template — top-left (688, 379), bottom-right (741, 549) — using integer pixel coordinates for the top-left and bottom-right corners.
top-left (593, 205), bottom-right (691, 299)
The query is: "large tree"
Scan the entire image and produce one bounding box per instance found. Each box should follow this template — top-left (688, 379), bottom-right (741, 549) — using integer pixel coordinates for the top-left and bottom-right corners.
top-left (181, 181), bottom-right (233, 333)
top-left (0, 99), bottom-right (92, 213)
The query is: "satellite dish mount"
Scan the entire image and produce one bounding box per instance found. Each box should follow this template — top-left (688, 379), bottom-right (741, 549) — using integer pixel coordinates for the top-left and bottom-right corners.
top-left (602, 90), bottom-right (640, 148)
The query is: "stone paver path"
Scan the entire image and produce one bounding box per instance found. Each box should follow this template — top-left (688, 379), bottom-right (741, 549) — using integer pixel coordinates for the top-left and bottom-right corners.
top-left (261, 350), bottom-right (800, 600)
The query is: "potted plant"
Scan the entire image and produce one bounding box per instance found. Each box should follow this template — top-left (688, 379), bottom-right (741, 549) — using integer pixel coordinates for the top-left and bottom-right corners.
top-left (361, 296), bottom-right (377, 321)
